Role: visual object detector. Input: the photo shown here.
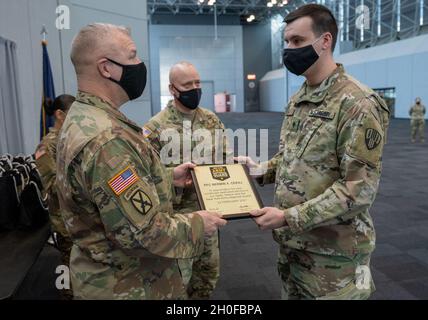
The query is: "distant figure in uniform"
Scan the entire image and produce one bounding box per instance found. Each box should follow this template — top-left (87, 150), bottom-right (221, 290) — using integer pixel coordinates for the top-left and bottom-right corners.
top-left (56, 23), bottom-right (226, 300)
top-left (143, 61), bottom-right (233, 299)
top-left (409, 97), bottom-right (426, 143)
top-left (35, 94), bottom-right (75, 300)
top-left (237, 4), bottom-right (390, 300)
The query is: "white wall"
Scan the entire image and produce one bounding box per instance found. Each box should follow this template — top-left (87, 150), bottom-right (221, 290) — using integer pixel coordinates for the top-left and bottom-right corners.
top-left (337, 33), bottom-right (428, 119)
top-left (259, 69), bottom-right (304, 112)
top-left (0, 0), bottom-right (150, 155)
top-left (260, 69), bottom-right (285, 112)
top-left (59, 0), bottom-right (151, 125)
top-left (149, 25), bottom-right (245, 114)
top-left (0, 0), bottom-right (64, 154)
top-left (260, 34), bottom-right (428, 118)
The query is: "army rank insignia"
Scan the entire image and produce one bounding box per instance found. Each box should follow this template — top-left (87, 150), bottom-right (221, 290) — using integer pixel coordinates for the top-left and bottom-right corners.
top-left (365, 128), bottom-right (382, 150)
top-left (130, 189), bottom-right (153, 215)
top-left (108, 166), bottom-right (139, 196)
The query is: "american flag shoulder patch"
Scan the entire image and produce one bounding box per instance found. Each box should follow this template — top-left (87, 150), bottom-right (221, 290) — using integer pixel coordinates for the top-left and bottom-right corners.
top-left (108, 166), bottom-right (139, 196)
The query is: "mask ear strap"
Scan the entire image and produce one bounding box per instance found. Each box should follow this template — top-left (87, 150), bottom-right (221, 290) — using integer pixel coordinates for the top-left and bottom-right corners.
top-left (105, 59), bottom-right (123, 84)
top-left (313, 34), bottom-right (325, 45)
top-left (106, 58), bottom-right (124, 67)
top-left (171, 84), bottom-right (181, 96)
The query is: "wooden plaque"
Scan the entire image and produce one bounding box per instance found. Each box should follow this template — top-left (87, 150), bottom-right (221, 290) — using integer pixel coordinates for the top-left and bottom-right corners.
top-left (190, 163), bottom-right (263, 220)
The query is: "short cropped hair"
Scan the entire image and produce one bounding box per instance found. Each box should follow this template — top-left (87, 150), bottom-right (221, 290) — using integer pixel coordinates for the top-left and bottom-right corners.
top-left (284, 4), bottom-right (338, 52)
top-left (70, 23), bottom-right (130, 74)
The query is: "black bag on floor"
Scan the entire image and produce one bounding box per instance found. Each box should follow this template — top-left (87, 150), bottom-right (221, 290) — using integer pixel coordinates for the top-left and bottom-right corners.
top-left (18, 167), bottom-right (49, 230)
top-left (0, 154), bottom-right (49, 231)
top-left (0, 175), bottom-right (20, 230)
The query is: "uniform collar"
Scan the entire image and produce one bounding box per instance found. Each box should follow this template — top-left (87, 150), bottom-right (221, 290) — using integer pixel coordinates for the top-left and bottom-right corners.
top-left (294, 63), bottom-right (345, 105)
top-left (75, 91), bottom-right (142, 133)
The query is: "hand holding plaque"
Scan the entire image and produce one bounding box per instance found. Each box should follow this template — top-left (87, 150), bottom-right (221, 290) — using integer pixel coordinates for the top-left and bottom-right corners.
top-left (191, 164), bottom-right (263, 220)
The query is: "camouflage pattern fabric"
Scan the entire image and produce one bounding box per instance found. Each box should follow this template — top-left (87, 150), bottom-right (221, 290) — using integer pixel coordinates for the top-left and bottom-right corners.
top-left (36, 128), bottom-right (74, 300)
top-left (144, 100), bottom-right (233, 299)
top-left (258, 64), bottom-right (390, 299)
top-left (56, 91), bottom-right (205, 300)
top-left (409, 103), bottom-right (426, 142)
top-left (36, 128), bottom-right (70, 238)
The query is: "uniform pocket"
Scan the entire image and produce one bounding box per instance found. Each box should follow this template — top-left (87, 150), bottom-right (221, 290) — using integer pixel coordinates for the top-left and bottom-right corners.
top-left (316, 278), bottom-right (373, 300)
top-left (295, 118), bottom-right (324, 158)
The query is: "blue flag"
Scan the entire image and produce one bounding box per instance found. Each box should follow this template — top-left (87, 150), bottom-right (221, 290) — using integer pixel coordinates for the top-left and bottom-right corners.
top-left (40, 41), bottom-right (56, 140)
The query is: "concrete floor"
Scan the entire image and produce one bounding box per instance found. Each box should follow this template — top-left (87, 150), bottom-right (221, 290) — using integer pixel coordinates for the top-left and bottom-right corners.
top-left (14, 113), bottom-right (428, 300)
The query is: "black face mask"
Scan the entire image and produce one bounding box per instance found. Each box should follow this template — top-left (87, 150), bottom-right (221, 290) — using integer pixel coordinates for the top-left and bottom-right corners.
top-left (173, 86), bottom-right (202, 110)
top-left (282, 36), bottom-right (323, 76)
top-left (107, 58), bottom-right (147, 100)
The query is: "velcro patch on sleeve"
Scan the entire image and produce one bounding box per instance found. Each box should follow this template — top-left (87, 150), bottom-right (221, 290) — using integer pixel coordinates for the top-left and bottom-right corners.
top-left (108, 166), bottom-right (139, 196)
top-left (346, 112), bottom-right (384, 168)
top-left (365, 128), bottom-right (382, 150)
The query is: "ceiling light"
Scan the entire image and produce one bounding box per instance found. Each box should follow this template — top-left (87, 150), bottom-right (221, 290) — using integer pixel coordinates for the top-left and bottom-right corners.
top-left (267, 2), bottom-right (273, 7)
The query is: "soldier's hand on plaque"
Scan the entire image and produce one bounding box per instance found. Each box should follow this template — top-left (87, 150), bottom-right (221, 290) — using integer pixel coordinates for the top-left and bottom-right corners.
top-left (250, 207), bottom-right (287, 230)
top-left (173, 162), bottom-right (196, 188)
top-left (197, 211), bottom-right (227, 236)
top-left (233, 156), bottom-right (263, 178)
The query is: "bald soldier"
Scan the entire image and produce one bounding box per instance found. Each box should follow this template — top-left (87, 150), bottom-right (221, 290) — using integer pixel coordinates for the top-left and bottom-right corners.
top-left (409, 97), bottom-right (426, 143)
top-left (237, 4), bottom-right (389, 299)
top-left (56, 23), bottom-right (226, 300)
top-left (143, 62), bottom-right (233, 299)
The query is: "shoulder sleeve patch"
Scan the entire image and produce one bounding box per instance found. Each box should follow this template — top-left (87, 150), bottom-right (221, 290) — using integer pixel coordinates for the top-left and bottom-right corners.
top-left (129, 188), bottom-right (153, 215)
top-left (365, 128), bottom-right (382, 150)
top-left (108, 166), bottom-right (139, 196)
top-left (345, 111), bottom-right (385, 168)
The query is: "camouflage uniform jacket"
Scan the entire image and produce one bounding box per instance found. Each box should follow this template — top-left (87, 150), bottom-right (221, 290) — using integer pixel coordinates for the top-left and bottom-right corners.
top-left (259, 64), bottom-right (390, 256)
top-left (56, 91), bottom-right (205, 299)
top-left (409, 103), bottom-right (426, 120)
top-left (35, 127), bottom-right (70, 238)
top-left (143, 100), bottom-right (233, 211)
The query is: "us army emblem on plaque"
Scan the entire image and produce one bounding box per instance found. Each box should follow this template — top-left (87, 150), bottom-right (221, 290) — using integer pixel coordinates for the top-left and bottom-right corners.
top-left (365, 128), bottom-right (382, 150)
top-left (210, 166), bottom-right (230, 181)
top-left (130, 189), bottom-right (153, 215)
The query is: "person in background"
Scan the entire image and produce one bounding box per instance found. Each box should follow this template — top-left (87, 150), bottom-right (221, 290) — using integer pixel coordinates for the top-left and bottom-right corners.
top-left (409, 97), bottom-right (426, 143)
top-left (144, 61), bottom-right (233, 299)
top-left (35, 94), bottom-right (75, 300)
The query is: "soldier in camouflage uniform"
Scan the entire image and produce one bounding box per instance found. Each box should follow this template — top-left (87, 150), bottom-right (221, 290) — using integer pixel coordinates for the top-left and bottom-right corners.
top-left (409, 97), bottom-right (426, 143)
top-left (56, 23), bottom-right (226, 300)
top-left (238, 4), bottom-right (390, 299)
top-left (143, 62), bottom-right (233, 299)
top-left (35, 94), bottom-right (75, 300)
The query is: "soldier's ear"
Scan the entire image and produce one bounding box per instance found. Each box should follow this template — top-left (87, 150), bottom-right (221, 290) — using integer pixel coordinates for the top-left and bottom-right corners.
top-left (97, 59), bottom-right (112, 79)
top-left (55, 109), bottom-right (66, 122)
top-left (321, 32), bottom-right (332, 51)
top-left (169, 84), bottom-right (177, 97)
